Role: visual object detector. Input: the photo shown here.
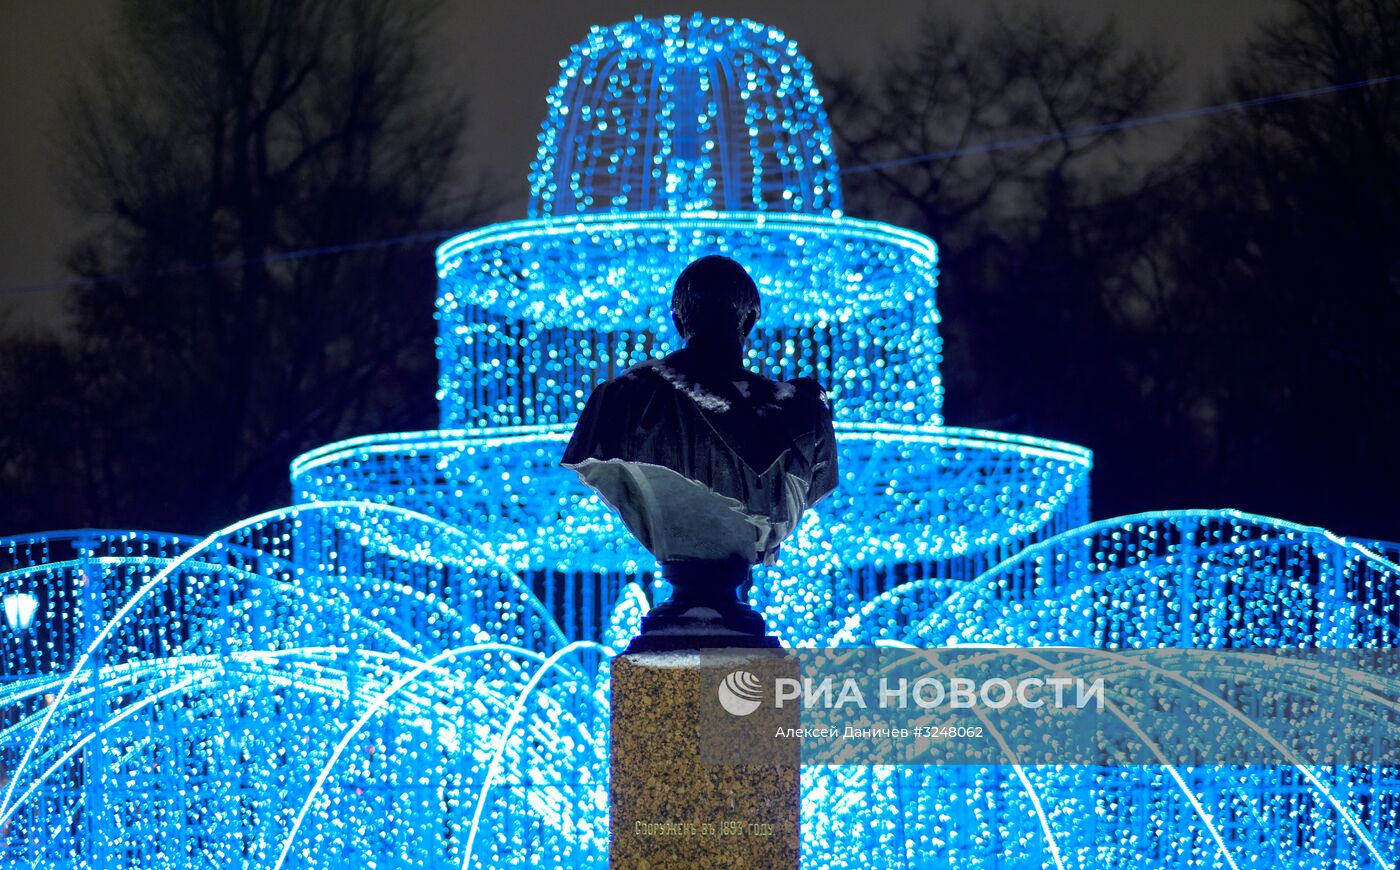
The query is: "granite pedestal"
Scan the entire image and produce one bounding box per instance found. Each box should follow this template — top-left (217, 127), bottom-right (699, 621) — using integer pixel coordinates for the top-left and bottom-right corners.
top-left (609, 651), bottom-right (800, 869)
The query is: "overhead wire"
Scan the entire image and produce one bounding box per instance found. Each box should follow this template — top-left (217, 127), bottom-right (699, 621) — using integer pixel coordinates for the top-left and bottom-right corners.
top-left (0, 72), bottom-right (1394, 300)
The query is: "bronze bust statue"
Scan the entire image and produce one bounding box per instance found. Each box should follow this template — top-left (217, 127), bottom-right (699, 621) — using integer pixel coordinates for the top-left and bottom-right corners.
top-left (562, 255), bottom-right (838, 652)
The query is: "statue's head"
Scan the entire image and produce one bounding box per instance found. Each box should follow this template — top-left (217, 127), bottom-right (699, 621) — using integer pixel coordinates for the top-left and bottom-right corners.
top-left (671, 255), bottom-right (761, 344)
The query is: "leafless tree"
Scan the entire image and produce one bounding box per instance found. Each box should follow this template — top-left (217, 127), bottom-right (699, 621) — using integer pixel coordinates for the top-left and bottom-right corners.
top-left (825, 3), bottom-right (1183, 512)
top-left (0, 0), bottom-right (494, 533)
top-left (1164, 0), bottom-right (1400, 535)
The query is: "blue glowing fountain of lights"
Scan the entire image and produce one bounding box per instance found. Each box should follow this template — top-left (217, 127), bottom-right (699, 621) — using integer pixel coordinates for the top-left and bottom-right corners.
top-left (1, 14), bottom-right (1398, 869)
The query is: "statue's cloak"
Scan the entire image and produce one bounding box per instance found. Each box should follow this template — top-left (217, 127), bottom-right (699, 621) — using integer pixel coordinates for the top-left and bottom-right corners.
top-left (561, 352), bottom-right (837, 565)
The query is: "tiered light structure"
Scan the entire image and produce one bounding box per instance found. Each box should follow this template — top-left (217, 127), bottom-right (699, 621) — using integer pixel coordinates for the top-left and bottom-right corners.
top-left (1, 14), bottom-right (1397, 868)
top-left (296, 14), bottom-right (1094, 635)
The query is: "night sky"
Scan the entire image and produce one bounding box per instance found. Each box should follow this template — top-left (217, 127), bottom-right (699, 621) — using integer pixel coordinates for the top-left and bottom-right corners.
top-left (1, 0), bottom-right (1273, 327)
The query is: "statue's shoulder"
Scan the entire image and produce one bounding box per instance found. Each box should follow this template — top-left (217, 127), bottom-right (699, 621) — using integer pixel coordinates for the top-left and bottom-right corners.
top-left (594, 359), bottom-right (668, 393)
top-left (621, 358), bottom-right (668, 378)
top-left (779, 376), bottom-right (832, 412)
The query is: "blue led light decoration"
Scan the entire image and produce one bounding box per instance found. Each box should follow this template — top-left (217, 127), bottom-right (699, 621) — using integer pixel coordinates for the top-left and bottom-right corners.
top-left (528, 16), bottom-right (841, 216)
top-left (2, 13), bottom-right (1399, 869)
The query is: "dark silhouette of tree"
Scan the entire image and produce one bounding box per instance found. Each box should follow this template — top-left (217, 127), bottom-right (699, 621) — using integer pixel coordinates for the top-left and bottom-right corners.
top-left (0, 0), bottom-right (493, 534)
top-left (826, 0), bottom-right (1399, 540)
top-left (824, 3), bottom-right (1186, 518)
top-left (1163, 0), bottom-right (1400, 538)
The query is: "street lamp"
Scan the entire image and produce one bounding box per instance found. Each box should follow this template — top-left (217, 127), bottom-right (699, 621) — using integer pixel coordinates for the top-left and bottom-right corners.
top-left (3, 592), bottom-right (38, 634)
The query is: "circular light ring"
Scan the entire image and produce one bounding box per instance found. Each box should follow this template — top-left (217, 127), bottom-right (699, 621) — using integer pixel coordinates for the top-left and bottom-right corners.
top-left (436, 212), bottom-right (942, 428)
top-left (436, 212), bottom-right (938, 326)
top-left (289, 423), bottom-right (1092, 571)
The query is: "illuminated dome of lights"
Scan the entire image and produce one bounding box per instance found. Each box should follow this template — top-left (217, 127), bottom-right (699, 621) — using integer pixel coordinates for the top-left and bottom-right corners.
top-left (527, 15), bottom-right (841, 216)
top-left (1, 13), bottom-right (1397, 869)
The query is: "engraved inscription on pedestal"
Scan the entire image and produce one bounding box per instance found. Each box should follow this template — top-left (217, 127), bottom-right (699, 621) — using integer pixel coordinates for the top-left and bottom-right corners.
top-left (609, 653), bottom-right (800, 869)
